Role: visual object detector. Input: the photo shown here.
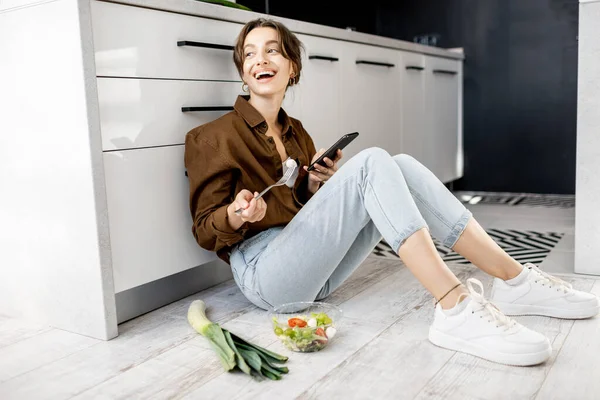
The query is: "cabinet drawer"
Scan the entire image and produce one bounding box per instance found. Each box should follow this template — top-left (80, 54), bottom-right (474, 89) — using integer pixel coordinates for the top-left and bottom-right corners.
top-left (103, 146), bottom-right (216, 293)
top-left (91, 1), bottom-right (243, 81)
top-left (97, 78), bottom-right (243, 151)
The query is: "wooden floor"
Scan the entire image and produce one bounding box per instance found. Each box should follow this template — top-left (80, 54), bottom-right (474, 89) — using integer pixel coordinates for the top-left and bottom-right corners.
top-left (1, 199), bottom-right (599, 400)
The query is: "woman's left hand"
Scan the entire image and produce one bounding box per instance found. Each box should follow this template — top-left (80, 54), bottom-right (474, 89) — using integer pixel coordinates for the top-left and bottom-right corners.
top-left (304, 149), bottom-right (343, 191)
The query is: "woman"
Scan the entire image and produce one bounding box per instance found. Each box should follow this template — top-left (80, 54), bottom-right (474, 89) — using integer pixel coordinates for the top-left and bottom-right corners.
top-left (184, 18), bottom-right (598, 366)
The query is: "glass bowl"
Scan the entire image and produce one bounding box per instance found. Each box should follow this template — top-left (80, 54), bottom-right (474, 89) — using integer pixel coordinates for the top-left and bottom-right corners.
top-left (268, 301), bottom-right (343, 353)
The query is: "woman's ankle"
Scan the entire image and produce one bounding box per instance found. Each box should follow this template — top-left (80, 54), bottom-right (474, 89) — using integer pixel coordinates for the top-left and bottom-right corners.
top-left (436, 284), bottom-right (468, 310)
top-left (500, 262), bottom-right (524, 281)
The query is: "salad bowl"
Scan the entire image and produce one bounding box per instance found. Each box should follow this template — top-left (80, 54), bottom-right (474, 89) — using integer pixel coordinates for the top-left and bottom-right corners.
top-left (268, 301), bottom-right (342, 352)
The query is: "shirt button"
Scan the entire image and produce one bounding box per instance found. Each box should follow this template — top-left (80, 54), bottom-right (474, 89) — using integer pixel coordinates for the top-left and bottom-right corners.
top-left (268, 137), bottom-right (274, 143)
top-left (258, 123), bottom-right (268, 133)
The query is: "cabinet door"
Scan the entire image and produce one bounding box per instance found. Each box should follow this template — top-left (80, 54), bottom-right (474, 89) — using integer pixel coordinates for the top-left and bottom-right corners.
top-left (340, 42), bottom-right (403, 162)
top-left (400, 52), bottom-right (434, 170)
top-left (291, 34), bottom-right (343, 152)
top-left (425, 56), bottom-right (462, 183)
top-left (103, 146), bottom-right (217, 293)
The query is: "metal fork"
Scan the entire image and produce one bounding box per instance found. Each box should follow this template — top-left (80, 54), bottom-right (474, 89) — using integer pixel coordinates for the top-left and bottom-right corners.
top-left (234, 162), bottom-right (297, 215)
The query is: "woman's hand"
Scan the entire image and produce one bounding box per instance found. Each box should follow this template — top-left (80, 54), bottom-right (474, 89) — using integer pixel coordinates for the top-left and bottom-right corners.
top-left (227, 189), bottom-right (267, 229)
top-left (304, 149), bottom-right (343, 193)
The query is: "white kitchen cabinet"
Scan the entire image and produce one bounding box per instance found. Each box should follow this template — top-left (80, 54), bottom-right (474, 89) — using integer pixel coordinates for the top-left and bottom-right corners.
top-left (425, 55), bottom-right (462, 182)
top-left (400, 52), bottom-right (433, 170)
top-left (340, 42), bottom-right (403, 161)
top-left (97, 79), bottom-right (243, 150)
top-left (103, 146), bottom-right (217, 293)
top-left (291, 34), bottom-right (344, 154)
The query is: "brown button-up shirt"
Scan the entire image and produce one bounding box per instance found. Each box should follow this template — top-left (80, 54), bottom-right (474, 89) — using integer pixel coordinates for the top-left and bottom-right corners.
top-left (184, 95), bottom-right (317, 264)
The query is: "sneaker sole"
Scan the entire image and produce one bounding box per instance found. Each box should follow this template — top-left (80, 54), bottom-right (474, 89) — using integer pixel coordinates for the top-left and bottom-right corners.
top-left (493, 301), bottom-right (600, 319)
top-left (428, 328), bottom-right (551, 366)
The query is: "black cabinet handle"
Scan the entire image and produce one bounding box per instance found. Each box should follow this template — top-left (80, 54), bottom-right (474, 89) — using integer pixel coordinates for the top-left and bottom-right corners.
top-left (406, 65), bottom-right (424, 71)
top-left (182, 106), bottom-right (234, 112)
top-left (356, 60), bottom-right (395, 67)
top-left (308, 55), bottom-right (339, 62)
top-left (433, 69), bottom-right (457, 75)
top-left (177, 40), bottom-right (234, 51)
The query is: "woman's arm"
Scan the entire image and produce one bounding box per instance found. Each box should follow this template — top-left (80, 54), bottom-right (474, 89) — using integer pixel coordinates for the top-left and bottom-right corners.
top-left (185, 132), bottom-right (248, 252)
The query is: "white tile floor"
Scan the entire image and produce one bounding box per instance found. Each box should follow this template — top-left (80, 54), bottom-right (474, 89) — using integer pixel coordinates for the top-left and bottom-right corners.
top-left (1, 193), bottom-right (599, 400)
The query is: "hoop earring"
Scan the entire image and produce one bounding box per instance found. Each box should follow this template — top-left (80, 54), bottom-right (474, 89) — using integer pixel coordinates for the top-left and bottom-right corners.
top-left (288, 77), bottom-right (294, 87)
top-left (242, 82), bottom-right (249, 92)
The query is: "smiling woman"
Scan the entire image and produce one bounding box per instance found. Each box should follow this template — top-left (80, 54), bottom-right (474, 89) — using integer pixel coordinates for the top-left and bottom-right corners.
top-left (233, 19), bottom-right (303, 99)
top-left (183, 17), bottom-right (598, 368)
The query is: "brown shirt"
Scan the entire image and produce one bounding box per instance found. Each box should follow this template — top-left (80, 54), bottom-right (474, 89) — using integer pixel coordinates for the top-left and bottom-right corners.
top-left (184, 95), bottom-right (317, 264)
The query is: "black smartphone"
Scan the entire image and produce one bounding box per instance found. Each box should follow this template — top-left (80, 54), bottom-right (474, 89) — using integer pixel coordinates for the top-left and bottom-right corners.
top-left (307, 132), bottom-right (359, 171)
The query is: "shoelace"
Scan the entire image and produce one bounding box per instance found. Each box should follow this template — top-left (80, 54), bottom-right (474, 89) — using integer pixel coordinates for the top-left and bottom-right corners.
top-left (526, 263), bottom-right (572, 293)
top-left (457, 278), bottom-right (517, 331)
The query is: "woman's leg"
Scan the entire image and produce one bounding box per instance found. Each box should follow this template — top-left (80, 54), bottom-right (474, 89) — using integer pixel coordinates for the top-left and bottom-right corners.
top-left (391, 154), bottom-right (598, 320)
top-left (233, 147), bottom-right (550, 366)
top-left (241, 147), bottom-right (467, 310)
top-left (452, 219), bottom-right (522, 280)
top-left (392, 154), bottom-right (522, 280)
top-left (238, 148), bottom-right (461, 306)
top-left (317, 225), bottom-right (466, 311)
top-left (315, 221), bottom-right (465, 311)
top-left (313, 220), bottom-right (383, 300)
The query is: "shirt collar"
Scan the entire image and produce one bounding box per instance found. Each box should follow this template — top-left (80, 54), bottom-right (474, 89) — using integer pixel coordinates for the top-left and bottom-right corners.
top-left (234, 95), bottom-right (295, 136)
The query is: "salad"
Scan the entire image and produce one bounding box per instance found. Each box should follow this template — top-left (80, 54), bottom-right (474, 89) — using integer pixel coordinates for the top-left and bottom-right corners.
top-left (272, 312), bottom-right (337, 352)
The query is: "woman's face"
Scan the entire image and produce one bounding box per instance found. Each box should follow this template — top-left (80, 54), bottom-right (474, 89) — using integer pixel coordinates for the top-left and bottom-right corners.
top-left (242, 27), bottom-right (294, 99)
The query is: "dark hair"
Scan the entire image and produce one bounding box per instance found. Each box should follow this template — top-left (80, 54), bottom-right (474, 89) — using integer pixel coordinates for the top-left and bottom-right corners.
top-left (233, 18), bottom-right (304, 87)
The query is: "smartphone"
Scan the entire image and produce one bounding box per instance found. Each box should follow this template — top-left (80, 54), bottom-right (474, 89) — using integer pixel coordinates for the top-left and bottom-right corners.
top-left (307, 132), bottom-right (359, 171)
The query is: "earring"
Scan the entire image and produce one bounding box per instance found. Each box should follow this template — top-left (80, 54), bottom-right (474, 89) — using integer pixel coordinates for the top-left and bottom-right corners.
top-left (288, 74), bottom-right (295, 87)
top-left (242, 82), bottom-right (249, 92)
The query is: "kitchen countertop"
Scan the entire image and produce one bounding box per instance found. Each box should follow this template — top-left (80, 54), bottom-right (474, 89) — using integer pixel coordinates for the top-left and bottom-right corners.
top-left (102, 0), bottom-right (465, 60)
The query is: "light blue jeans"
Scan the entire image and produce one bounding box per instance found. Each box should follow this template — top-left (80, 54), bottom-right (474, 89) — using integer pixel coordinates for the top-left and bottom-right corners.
top-left (230, 148), bottom-right (472, 310)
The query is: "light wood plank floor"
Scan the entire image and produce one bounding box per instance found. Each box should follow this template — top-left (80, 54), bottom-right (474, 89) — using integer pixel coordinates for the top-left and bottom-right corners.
top-left (1, 200), bottom-right (598, 400)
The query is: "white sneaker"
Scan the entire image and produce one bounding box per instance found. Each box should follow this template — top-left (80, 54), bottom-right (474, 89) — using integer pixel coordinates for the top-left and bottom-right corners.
top-left (429, 278), bottom-right (552, 366)
top-left (490, 263), bottom-right (600, 319)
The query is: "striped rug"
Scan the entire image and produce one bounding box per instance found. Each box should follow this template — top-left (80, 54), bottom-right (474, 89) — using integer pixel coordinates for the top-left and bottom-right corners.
top-left (372, 229), bottom-right (564, 265)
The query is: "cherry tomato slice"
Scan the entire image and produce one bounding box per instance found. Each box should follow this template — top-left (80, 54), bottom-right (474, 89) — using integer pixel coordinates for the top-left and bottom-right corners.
top-left (288, 317), bottom-right (307, 328)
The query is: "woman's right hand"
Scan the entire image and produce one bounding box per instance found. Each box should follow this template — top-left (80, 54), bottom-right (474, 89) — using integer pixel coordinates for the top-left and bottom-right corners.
top-left (231, 189), bottom-right (267, 223)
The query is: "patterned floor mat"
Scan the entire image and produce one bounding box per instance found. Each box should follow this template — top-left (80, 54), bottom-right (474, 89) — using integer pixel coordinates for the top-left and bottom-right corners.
top-left (454, 192), bottom-right (575, 209)
top-left (372, 228), bottom-right (565, 266)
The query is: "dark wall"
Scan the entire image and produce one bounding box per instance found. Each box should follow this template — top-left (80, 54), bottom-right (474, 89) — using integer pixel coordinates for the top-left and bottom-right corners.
top-left (238, 0), bottom-right (579, 194)
top-left (377, 0), bottom-right (579, 194)
top-left (238, 0), bottom-right (378, 33)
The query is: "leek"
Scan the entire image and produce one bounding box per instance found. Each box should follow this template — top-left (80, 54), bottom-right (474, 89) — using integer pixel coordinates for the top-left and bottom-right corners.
top-left (187, 300), bottom-right (289, 381)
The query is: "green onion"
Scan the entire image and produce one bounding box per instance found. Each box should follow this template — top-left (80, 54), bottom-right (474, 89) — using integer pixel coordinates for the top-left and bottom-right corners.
top-left (187, 300), bottom-right (289, 381)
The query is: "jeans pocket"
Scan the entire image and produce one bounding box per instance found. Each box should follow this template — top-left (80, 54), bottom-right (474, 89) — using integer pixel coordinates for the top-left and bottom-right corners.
top-left (237, 227), bottom-right (281, 267)
top-left (230, 249), bottom-right (247, 289)
top-left (229, 252), bottom-right (273, 310)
